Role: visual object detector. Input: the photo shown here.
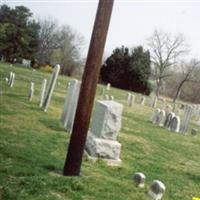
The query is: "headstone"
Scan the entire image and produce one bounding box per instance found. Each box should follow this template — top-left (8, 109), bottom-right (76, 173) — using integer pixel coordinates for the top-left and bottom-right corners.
top-left (101, 88), bottom-right (105, 98)
top-left (42, 64), bottom-right (60, 112)
top-left (39, 79), bottom-right (47, 107)
top-left (133, 172), bottom-right (146, 188)
top-left (151, 96), bottom-right (157, 108)
top-left (106, 83), bottom-right (111, 90)
top-left (128, 94), bottom-right (135, 107)
top-left (109, 95), bottom-right (114, 100)
top-left (61, 79), bottom-right (80, 133)
top-left (127, 93), bottom-right (131, 102)
top-left (155, 110), bottom-right (166, 127)
top-left (28, 82), bottom-right (34, 101)
top-left (148, 180), bottom-right (166, 200)
top-left (164, 112), bottom-right (175, 128)
top-left (85, 100), bottom-right (123, 165)
top-left (104, 94), bottom-right (109, 100)
top-left (180, 105), bottom-right (193, 134)
top-left (151, 108), bottom-right (161, 124)
top-left (191, 128), bottom-right (198, 136)
top-left (169, 115), bottom-right (181, 133)
top-left (22, 59), bottom-right (31, 67)
top-left (140, 96), bottom-right (145, 105)
top-left (9, 73), bottom-right (15, 88)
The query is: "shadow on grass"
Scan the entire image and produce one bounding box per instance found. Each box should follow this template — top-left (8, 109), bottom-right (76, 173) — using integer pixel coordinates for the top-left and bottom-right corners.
top-left (39, 117), bottom-right (66, 132)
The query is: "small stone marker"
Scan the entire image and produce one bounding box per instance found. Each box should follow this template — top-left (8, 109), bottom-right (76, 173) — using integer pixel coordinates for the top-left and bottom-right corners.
top-left (104, 94), bottom-right (109, 100)
top-left (148, 180), bottom-right (166, 200)
top-left (140, 96), bottom-right (145, 105)
top-left (28, 82), bottom-right (34, 101)
top-left (169, 115), bottom-right (181, 133)
top-left (106, 83), bottom-right (111, 90)
top-left (127, 93), bottom-right (131, 102)
top-left (133, 172), bottom-right (146, 188)
top-left (39, 79), bottom-right (47, 107)
top-left (191, 128), bottom-right (198, 136)
top-left (128, 94), bottom-right (135, 107)
top-left (85, 100), bottom-right (123, 165)
top-left (42, 64), bottom-right (60, 112)
top-left (109, 95), bottom-right (114, 100)
top-left (61, 79), bottom-right (80, 133)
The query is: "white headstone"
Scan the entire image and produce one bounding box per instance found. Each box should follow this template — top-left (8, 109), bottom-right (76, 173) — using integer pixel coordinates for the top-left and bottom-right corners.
top-left (39, 79), bottom-right (47, 107)
top-left (42, 64), bottom-right (60, 112)
top-left (169, 115), bottom-right (181, 133)
top-left (106, 83), bottom-right (111, 90)
top-left (9, 73), bottom-right (15, 88)
top-left (148, 180), bottom-right (166, 200)
top-left (85, 100), bottom-right (123, 165)
top-left (28, 82), bottom-right (34, 101)
top-left (104, 94), bottom-right (109, 100)
top-left (164, 112), bottom-right (175, 128)
top-left (61, 79), bottom-right (80, 133)
top-left (155, 110), bottom-right (166, 127)
top-left (133, 172), bottom-right (146, 188)
top-left (151, 109), bottom-right (161, 124)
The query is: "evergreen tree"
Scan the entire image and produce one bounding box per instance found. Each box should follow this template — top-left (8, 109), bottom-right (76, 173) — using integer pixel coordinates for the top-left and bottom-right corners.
top-left (100, 46), bottom-right (152, 95)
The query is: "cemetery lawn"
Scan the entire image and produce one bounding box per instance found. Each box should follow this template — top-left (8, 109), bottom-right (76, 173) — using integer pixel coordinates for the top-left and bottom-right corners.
top-left (0, 62), bottom-right (200, 200)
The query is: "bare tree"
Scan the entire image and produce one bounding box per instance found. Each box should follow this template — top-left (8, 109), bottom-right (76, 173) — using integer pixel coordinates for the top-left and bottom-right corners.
top-left (37, 17), bottom-right (60, 65)
top-left (148, 29), bottom-right (188, 97)
top-left (173, 59), bottom-right (200, 103)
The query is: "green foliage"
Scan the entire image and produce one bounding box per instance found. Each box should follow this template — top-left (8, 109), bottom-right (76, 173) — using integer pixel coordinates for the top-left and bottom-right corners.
top-left (0, 62), bottom-right (200, 200)
top-left (40, 65), bottom-right (53, 73)
top-left (100, 46), bottom-right (152, 95)
top-left (0, 5), bottom-right (40, 62)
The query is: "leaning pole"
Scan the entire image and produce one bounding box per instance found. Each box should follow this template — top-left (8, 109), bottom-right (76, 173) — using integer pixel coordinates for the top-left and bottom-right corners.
top-left (63, 0), bottom-right (114, 176)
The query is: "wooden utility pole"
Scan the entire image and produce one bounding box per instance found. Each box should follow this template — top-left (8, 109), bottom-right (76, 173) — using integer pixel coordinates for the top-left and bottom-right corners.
top-left (63, 0), bottom-right (114, 176)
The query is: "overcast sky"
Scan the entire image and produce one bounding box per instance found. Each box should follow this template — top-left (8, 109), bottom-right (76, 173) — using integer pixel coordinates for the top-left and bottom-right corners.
top-left (3, 0), bottom-right (200, 60)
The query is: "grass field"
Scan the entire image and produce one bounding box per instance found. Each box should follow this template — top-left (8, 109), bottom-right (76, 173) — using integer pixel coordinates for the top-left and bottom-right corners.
top-left (0, 62), bottom-right (200, 200)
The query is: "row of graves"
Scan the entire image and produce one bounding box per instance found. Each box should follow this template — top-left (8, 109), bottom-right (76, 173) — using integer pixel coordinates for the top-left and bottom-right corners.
top-left (151, 103), bottom-right (200, 136)
top-left (5, 64), bottom-right (200, 200)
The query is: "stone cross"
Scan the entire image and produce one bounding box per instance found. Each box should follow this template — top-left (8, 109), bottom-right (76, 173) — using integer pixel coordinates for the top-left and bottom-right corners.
top-left (28, 82), bottom-right (34, 101)
top-left (133, 172), bottom-right (146, 188)
top-left (42, 64), bottom-right (60, 112)
top-left (61, 79), bottom-right (80, 133)
top-left (85, 100), bottom-right (123, 165)
top-left (148, 180), bottom-right (166, 200)
top-left (39, 79), bottom-right (47, 107)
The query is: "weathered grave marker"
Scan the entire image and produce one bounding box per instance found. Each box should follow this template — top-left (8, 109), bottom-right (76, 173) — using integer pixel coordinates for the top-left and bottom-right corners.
top-left (42, 64), bottom-right (60, 112)
top-left (133, 172), bottom-right (146, 188)
top-left (28, 82), bottom-right (34, 101)
top-left (61, 79), bottom-right (80, 133)
top-left (85, 100), bottom-right (123, 165)
top-left (39, 79), bottom-right (47, 107)
top-left (148, 180), bottom-right (166, 200)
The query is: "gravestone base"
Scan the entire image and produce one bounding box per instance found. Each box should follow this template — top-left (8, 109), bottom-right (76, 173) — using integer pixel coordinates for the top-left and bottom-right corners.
top-left (85, 132), bottom-right (121, 164)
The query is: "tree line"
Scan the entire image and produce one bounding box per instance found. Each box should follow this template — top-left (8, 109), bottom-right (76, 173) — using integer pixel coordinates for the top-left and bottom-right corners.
top-left (0, 4), bottom-right (199, 103)
top-left (0, 4), bottom-right (84, 76)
